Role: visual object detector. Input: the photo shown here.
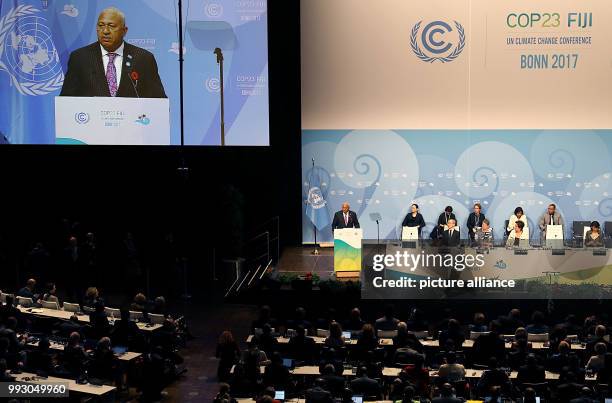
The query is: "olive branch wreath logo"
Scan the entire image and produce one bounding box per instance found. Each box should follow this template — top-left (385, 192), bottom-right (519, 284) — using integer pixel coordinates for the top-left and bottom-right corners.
top-left (411, 20), bottom-right (465, 63)
top-left (0, 5), bottom-right (64, 96)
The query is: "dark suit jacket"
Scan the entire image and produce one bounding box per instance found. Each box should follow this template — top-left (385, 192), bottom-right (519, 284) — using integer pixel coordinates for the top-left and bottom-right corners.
top-left (305, 386), bottom-right (333, 403)
top-left (60, 42), bottom-right (166, 98)
top-left (350, 375), bottom-right (381, 398)
top-left (517, 364), bottom-right (545, 384)
top-left (467, 212), bottom-right (485, 239)
top-left (437, 212), bottom-right (456, 227)
top-left (331, 210), bottom-right (360, 230)
top-left (442, 228), bottom-right (460, 247)
top-left (16, 287), bottom-right (35, 300)
top-left (402, 212), bottom-right (426, 229)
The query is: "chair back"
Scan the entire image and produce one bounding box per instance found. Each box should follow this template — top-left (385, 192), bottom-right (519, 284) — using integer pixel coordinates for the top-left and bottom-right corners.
top-left (316, 328), bottom-right (330, 337)
top-left (149, 313), bottom-right (165, 324)
top-left (63, 302), bottom-right (81, 312)
top-left (104, 307), bottom-right (120, 318)
top-left (470, 331), bottom-right (490, 340)
top-left (408, 330), bottom-right (428, 339)
top-left (129, 310), bottom-right (144, 321)
top-left (377, 330), bottom-right (398, 338)
top-left (16, 296), bottom-right (33, 307)
top-left (527, 333), bottom-right (549, 342)
top-left (41, 300), bottom-right (59, 310)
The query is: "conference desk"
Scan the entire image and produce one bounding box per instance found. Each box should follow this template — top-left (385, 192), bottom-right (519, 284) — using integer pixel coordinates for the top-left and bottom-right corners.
top-left (20, 334), bottom-right (142, 362)
top-left (245, 335), bottom-right (585, 351)
top-left (233, 365), bottom-right (596, 382)
top-left (10, 371), bottom-right (116, 396)
top-left (17, 306), bottom-right (162, 332)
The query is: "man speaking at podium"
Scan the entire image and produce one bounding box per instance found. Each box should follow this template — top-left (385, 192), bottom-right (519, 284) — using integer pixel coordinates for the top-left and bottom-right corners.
top-left (332, 202), bottom-right (361, 232)
top-left (60, 7), bottom-right (166, 98)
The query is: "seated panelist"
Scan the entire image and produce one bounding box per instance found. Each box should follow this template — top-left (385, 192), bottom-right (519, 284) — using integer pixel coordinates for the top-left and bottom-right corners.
top-left (402, 203), bottom-right (426, 238)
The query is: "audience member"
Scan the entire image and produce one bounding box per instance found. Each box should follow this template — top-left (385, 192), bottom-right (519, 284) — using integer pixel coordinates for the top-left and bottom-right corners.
top-left (438, 318), bottom-right (465, 351)
top-left (39, 282), bottom-right (59, 303)
top-left (525, 311), bottom-right (549, 334)
top-left (350, 366), bottom-right (381, 398)
top-left (343, 307), bottom-right (365, 331)
top-left (305, 378), bottom-right (333, 403)
top-left (263, 352), bottom-right (291, 390)
top-left (375, 304), bottom-right (400, 331)
top-left (16, 279), bottom-right (36, 300)
top-left (438, 352), bottom-right (465, 382)
top-left (216, 330), bottom-right (241, 382)
top-left (324, 321), bottom-right (345, 349)
top-left (214, 383), bottom-right (238, 403)
top-left (288, 325), bottom-right (315, 362)
top-left (432, 382), bottom-right (463, 403)
top-left (517, 353), bottom-right (545, 384)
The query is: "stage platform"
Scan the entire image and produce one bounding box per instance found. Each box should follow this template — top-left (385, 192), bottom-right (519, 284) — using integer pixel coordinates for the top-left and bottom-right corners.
top-left (277, 246), bottom-right (337, 280)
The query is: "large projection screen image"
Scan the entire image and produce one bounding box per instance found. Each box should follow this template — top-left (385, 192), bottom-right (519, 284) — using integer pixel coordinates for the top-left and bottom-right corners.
top-left (0, 0), bottom-right (269, 146)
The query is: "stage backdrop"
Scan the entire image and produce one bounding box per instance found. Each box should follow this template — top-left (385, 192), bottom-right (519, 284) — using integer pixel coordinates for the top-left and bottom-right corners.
top-left (301, 0), bottom-right (612, 242)
top-left (0, 0), bottom-right (269, 145)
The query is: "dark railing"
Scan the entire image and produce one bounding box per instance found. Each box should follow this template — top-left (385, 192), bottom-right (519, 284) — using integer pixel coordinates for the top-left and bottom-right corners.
top-left (224, 216), bottom-right (280, 297)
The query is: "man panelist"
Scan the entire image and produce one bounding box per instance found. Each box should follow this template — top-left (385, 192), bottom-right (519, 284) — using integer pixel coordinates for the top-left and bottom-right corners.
top-left (538, 203), bottom-right (564, 239)
top-left (442, 219), bottom-right (460, 247)
top-left (332, 202), bottom-right (360, 232)
top-left (60, 7), bottom-right (166, 98)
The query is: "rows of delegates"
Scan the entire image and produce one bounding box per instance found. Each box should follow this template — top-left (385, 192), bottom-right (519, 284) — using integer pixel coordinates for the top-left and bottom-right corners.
top-left (215, 304), bottom-right (612, 402)
top-left (0, 277), bottom-right (187, 401)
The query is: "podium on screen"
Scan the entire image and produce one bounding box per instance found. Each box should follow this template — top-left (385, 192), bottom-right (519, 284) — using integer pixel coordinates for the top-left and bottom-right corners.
top-left (55, 97), bottom-right (170, 145)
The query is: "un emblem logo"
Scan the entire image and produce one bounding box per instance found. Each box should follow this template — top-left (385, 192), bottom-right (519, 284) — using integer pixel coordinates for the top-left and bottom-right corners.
top-left (0, 5), bottom-right (64, 95)
top-left (411, 20), bottom-right (465, 63)
top-left (307, 187), bottom-right (327, 210)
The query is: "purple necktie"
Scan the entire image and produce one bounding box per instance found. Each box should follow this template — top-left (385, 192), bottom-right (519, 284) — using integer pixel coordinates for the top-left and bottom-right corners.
top-left (106, 53), bottom-right (118, 97)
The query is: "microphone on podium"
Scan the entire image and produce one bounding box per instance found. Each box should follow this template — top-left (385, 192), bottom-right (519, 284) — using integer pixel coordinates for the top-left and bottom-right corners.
top-left (214, 47), bottom-right (224, 63)
top-left (125, 55), bottom-right (140, 98)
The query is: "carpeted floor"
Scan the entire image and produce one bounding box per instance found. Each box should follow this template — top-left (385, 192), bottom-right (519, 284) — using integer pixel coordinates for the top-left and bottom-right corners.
top-left (162, 302), bottom-right (258, 402)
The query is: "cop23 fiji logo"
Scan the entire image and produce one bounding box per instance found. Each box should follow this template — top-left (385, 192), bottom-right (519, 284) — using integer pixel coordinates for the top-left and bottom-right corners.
top-left (411, 20), bottom-right (465, 63)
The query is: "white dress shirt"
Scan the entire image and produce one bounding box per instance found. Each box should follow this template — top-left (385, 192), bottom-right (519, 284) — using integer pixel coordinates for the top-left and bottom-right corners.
top-left (100, 42), bottom-right (125, 87)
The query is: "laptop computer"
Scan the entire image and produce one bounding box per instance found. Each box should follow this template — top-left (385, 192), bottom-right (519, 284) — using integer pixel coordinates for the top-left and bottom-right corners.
top-left (342, 331), bottom-right (351, 340)
top-left (112, 346), bottom-right (128, 355)
top-left (352, 396), bottom-right (363, 403)
top-left (282, 358), bottom-right (294, 369)
top-left (274, 390), bottom-right (285, 401)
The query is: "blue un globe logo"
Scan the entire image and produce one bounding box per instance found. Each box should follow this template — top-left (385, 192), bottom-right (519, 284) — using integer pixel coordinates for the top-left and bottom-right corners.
top-left (7, 15), bottom-right (62, 81)
top-left (0, 5), bottom-right (64, 95)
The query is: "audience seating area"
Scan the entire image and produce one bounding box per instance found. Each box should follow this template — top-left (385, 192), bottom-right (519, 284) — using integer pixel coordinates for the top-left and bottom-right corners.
top-left (213, 305), bottom-right (612, 403)
top-left (0, 280), bottom-right (188, 401)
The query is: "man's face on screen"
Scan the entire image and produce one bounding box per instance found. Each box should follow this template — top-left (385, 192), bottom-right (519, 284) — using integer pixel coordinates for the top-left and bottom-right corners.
top-left (96, 11), bottom-right (127, 52)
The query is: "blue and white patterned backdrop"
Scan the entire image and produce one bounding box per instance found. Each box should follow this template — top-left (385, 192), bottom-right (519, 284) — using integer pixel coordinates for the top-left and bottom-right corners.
top-left (302, 130), bottom-right (612, 243)
top-left (0, 0), bottom-right (269, 145)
